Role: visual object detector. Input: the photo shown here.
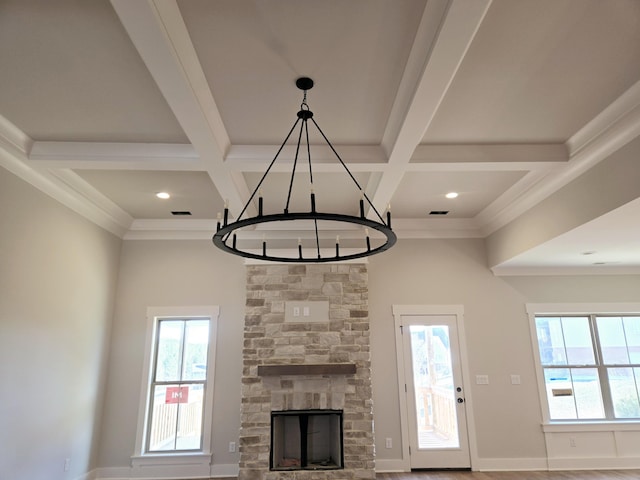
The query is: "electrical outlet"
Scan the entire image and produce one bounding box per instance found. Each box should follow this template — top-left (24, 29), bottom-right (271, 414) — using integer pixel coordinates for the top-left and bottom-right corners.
top-left (385, 437), bottom-right (392, 449)
top-left (229, 441), bottom-right (236, 453)
top-left (64, 458), bottom-right (71, 472)
top-left (293, 307), bottom-right (300, 317)
top-left (569, 437), bottom-right (576, 447)
top-left (476, 374), bottom-right (489, 385)
top-left (510, 374), bottom-right (521, 385)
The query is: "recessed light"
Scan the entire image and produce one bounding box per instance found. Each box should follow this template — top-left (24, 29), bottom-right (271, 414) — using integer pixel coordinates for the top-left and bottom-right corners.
top-left (445, 192), bottom-right (458, 199)
top-left (156, 192), bottom-right (170, 199)
top-left (582, 251), bottom-right (596, 256)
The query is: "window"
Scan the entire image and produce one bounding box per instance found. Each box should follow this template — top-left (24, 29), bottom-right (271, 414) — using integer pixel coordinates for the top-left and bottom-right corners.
top-left (133, 306), bottom-right (218, 464)
top-left (532, 311), bottom-right (640, 421)
top-left (147, 318), bottom-right (210, 451)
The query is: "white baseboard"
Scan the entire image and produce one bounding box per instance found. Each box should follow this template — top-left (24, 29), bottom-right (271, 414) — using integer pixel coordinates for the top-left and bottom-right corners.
top-left (76, 469), bottom-right (98, 480)
top-left (95, 463), bottom-right (238, 479)
top-left (375, 458), bottom-right (408, 472)
top-left (94, 466), bottom-right (130, 479)
top-left (210, 463), bottom-right (239, 477)
top-left (475, 457), bottom-right (548, 471)
top-left (547, 457), bottom-right (640, 470)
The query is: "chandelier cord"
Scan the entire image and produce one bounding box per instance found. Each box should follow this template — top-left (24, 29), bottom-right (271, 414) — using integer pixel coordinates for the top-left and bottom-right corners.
top-left (225, 116), bottom-right (303, 243)
top-left (303, 118), bottom-right (321, 258)
top-left (284, 117), bottom-right (305, 214)
top-left (310, 116), bottom-right (387, 224)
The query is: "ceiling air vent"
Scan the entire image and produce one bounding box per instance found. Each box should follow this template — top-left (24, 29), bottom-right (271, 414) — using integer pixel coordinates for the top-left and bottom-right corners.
top-left (171, 211), bottom-right (192, 216)
top-left (429, 210), bottom-right (449, 215)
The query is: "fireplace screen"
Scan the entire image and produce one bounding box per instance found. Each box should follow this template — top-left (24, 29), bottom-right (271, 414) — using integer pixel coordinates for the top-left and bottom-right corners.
top-left (270, 409), bottom-right (344, 471)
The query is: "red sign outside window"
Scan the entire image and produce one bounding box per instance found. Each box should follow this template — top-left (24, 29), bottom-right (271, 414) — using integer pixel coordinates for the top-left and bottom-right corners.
top-left (165, 386), bottom-right (189, 404)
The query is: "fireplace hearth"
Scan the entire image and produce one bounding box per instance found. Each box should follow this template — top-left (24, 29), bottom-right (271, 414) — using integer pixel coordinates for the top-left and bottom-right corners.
top-left (271, 409), bottom-right (343, 471)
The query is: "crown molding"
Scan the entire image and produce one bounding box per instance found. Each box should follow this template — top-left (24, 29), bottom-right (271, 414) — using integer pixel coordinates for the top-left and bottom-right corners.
top-left (479, 81), bottom-right (640, 237)
top-left (491, 265), bottom-right (640, 277)
top-left (0, 114), bottom-right (32, 156)
top-left (0, 119), bottom-right (132, 237)
top-left (567, 79), bottom-right (640, 156)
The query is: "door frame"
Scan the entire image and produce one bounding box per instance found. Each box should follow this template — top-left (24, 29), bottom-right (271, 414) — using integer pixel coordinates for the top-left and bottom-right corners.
top-left (393, 304), bottom-right (478, 471)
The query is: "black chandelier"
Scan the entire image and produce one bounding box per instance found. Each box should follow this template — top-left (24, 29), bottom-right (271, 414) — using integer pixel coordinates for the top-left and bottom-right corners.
top-left (212, 77), bottom-right (396, 263)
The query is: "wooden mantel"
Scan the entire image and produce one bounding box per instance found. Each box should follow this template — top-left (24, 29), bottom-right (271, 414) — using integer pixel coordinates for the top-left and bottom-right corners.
top-left (257, 363), bottom-right (357, 376)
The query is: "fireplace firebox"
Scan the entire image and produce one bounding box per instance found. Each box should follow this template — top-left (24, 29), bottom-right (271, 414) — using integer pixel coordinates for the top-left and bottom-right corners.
top-left (270, 409), bottom-right (344, 471)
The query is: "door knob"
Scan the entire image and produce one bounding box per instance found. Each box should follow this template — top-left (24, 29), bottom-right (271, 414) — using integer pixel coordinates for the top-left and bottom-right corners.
top-left (457, 398), bottom-right (465, 404)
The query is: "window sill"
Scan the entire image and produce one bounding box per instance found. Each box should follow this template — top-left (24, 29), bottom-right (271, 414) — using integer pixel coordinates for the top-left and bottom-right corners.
top-left (131, 452), bottom-right (212, 468)
top-left (543, 421), bottom-right (640, 433)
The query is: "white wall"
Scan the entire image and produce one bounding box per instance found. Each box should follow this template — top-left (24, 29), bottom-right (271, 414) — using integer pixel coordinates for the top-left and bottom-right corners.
top-left (368, 239), bottom-right (640, 470)
top-left (97, 236), bottom-right (640, 475)
top-left (97, 240), bottom-right (246, 476)
top-left (0, 168), bottom-right (121, 480)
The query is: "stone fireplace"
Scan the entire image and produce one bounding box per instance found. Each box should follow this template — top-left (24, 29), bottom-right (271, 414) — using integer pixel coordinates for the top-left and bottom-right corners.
top-left (239, 264), bottom-right (375, 480)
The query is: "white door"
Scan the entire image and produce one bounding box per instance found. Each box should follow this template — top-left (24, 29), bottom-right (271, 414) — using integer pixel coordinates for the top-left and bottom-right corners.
top-left (400, 314), bottom-right (470, 469)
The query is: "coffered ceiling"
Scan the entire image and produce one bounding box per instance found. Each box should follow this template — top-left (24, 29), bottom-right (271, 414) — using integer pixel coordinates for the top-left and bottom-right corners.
top-left (1, 0), bottom-right (640, 274)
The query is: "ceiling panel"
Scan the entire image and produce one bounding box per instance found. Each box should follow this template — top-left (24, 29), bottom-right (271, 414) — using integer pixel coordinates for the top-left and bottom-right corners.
top-left (423, 0), bottom-right (640, 144)
top-left (391, 171), bottom-right (526, 219)
top-left (179, 0), bottom-right (426, 144)
top-left (77, 170), bottom-right (224, 219)
top-left (0, 0), bottom-right (187, 142)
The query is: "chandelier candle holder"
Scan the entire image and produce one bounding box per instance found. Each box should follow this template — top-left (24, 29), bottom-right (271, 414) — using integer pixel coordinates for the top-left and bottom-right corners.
top-left (212, 77), bottom-right (396, 263)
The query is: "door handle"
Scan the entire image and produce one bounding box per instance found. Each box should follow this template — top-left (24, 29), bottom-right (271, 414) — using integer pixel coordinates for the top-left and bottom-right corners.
top-left (457, 398), bottom-right (465, 404)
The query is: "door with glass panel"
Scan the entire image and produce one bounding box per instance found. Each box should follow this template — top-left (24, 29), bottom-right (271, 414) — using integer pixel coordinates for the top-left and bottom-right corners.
top-left (401, 314), bottom-right (470, 469)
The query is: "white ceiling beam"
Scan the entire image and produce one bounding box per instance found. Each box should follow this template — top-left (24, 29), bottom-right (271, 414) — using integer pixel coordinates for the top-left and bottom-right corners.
top-left (111, 0), bottom-right (250, 215)
top-left (372, 0), bottom-right (492, 214)
top-left (411, 143), bottom-right (568, 164)
top-left (29, 142), bottom-right (202, 171)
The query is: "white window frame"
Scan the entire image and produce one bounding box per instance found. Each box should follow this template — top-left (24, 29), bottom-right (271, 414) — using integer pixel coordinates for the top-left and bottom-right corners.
top-left (132, 306), bottom-right (219, 468)
top-left (527, 303), bottom-right (640, 428)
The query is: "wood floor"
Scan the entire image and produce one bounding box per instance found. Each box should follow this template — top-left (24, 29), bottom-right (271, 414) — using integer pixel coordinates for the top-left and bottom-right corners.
top-left (375, 471), bottom-right (640, 480)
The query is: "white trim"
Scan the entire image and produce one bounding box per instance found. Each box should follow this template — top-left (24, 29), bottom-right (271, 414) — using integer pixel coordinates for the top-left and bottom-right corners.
top-left (473, 457), bottom-right (549, 471)
top-left (526, 303), bottom-right (640, 315)
top-left (391, 304), bottom-right (479, 471)
top-left (547, 457), bottom-right (640, 471)
top-left (482, 80), bottom-right (640, 237)
top-left (74, 469), bottom-right (98, 480)
top-left (542, 422), bottom-right (640, 433)
top-left (133, 306), bottom-right (220, 467)
top-left (95, 463), bottom-right (238, 479)
top-left (29, 142), bottom-right (202, 171)
top-left (374, 458), bottom-right (406, 472)
top-left (0, 113), bottom-right (32, 156)
top-left (567, 79), bottom-right (640, 156)
top-left (493, 266), bottom-right (640, 276)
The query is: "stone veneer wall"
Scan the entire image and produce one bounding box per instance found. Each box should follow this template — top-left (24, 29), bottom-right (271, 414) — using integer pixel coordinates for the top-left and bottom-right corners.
top-left (239, 264), bottom-right (375, 480)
